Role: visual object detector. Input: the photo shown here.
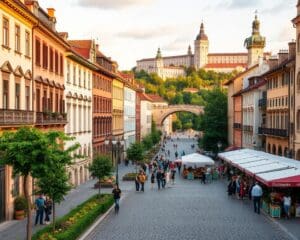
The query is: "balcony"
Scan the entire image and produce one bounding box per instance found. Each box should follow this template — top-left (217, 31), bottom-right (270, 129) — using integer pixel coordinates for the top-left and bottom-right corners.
top-left (35, 112), bottom-right (67, 125)
top-left (258, 127), bottom-right (288, 137)
top-left (258, 98), bottom-right (267, 108)
top-left (243, 125), bottom-right (253, 132)
top-left (233, 123), bottom-right (242, 129)
top-left (0, 109), bottom-right (34, 125)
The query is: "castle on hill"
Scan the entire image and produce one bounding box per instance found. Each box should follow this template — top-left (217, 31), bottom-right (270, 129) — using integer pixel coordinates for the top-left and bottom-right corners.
top-left (136, 14), bottom-right (270, 80)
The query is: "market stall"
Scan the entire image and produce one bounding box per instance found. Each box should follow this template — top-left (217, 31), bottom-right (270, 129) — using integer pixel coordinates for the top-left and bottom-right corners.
top-left (218, 149), bottom-right (300, 218)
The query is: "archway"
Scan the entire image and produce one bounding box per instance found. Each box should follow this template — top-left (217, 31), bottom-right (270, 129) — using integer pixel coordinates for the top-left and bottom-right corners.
top-left (79, 166), bottom-right (83, 184)
top-left (267, 144), bottom-right (271, 153)
top-left (278, 146), bottom-right (282, 156)
top-left (74, 168), bottom-right (79, 186)
top-left (272, 144), bottom-right (276, 155)
top-left (284, 147), bottom-right (288, 157)
top-left (68, 171), bottom-right (73, 185)
top-left (85, 165), bottom-right (89, 181)
top-left (296, 149), bottom-right (300, 160)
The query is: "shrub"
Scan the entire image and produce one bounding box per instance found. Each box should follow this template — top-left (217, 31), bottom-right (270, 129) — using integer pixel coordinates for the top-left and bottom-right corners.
top-left (32, 194), bottom-right (114, 240)
top-left (122, 172), bottom-right (138, 181)
top-left (14, 195), bottom-right (27, 211)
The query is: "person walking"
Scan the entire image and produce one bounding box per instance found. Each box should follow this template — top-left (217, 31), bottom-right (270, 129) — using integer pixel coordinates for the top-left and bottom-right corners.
top-left (201, 169), bottom-right (206, 184)
top-left (44, 197), bottom-right (52, 225)
top-left (283, 194), bottom-right (291, 218)
top-left (135, 174), bottom-right (140, 192)
top-left (162, 171), bottom-right (166, 188)
top-left (150, 172), bottom-right (155, 190)
top-left (171, 169), bottom-right (176, 185)
top-left (35, 194), bottom-right (45, 225)
top-left (156, 170), bottom-right (162, 190)
top-left (112, 184), bottom-right (121, 214)
top-left (139, 171), bottom-right (146, 192)
top-left (251, 182), bottom-right (263, 214)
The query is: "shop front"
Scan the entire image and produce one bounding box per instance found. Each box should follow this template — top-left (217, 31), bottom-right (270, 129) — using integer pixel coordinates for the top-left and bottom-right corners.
top-left (0, 165), bottom-right (5, 222)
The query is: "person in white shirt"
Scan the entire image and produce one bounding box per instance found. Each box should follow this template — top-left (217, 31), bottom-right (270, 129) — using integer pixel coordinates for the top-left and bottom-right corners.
top-left (251, 182), bottom-right (263, 214)
top-left (283, 194), bottom-right (291, 218)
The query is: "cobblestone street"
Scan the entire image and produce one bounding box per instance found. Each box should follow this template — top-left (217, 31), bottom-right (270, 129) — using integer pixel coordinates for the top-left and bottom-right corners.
top-left (86, 137), bottom-right (296, 240)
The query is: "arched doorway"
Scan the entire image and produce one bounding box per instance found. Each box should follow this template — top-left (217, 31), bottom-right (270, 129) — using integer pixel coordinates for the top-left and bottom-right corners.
top-left (278, 146), bottom-right (282, 156)
top-left (74, 168), bottom-right (79, 187)
top-left (284, 147), bottom-right (288, 157)
top-left (267, 144), bottom-right (271, 153)
top-left (79, 166), bottom-right (83, 184)
top-left (68, 171), bottom-right (73, 185)
top-left (297, 149), bottom-right (300, 160)
top-left (85, 165), bottom-right (89, 181)
top-left (272, 144), bottom-right (276, 155)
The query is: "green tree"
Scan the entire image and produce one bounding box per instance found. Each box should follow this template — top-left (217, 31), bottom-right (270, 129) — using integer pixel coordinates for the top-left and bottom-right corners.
top-left (88, 155), bottom-right (113, 197)
top-left (200, 88), bottom-right (228, 152)
top-left (126, 142), bottom-right (144, 172)
top-left (142, 134), bottom-right (153, 150)
top-left (172, 119), bottom-right (182, 131)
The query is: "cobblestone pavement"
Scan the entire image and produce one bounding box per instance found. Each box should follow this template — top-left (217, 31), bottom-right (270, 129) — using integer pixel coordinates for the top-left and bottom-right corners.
top-left (0, 165), bottom-right (135, 240)
top-left (86, 138), bottom-right (295, 240)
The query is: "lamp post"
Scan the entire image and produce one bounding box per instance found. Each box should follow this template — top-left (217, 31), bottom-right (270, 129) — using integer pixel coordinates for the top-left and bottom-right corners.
top-left (217, 141), bottom-right (222, 158)
top-left (105, 137), bottom-right (124, 186)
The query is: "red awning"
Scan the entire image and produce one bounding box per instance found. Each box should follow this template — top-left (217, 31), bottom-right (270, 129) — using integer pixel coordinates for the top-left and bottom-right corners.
top-left (266, 175), bottom-right (300, 188)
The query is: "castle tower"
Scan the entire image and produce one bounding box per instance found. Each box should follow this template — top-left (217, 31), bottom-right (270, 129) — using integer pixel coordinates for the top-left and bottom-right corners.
top-left (194, 22), bottom-right (209, 70)
top-left (155, 48), bottom-right (164, 78)
top-left (244, 13), bottom-right (266, 67)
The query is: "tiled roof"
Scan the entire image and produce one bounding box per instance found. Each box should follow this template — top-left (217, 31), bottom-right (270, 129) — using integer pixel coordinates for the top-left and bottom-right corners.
top-left (139, 93), bottom-right (153, 102)
top-left (205, 63), bottom-right (247, 68)
top-left (147, 94), bottom-right (166, 103)
top-left (223, 64), bottom-right (259, 86)
top-left (232, 79), bottom-right (266, 97)
top-left (69, 40), bottom-right (92, 59)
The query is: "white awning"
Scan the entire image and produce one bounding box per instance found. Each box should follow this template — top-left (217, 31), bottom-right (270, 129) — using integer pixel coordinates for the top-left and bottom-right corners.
top-left (181, 153), bottom-right (214, 168)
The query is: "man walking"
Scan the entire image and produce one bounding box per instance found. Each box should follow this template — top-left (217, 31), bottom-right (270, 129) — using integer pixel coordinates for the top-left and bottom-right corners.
top-left (156, 169), bottom-right (162, 190)
top-left (251, 182), bottom-right (263, 214)
top-left (112, 184), bottom-right (121, 214)
top-left (35, 194), bottom-right (45, 225)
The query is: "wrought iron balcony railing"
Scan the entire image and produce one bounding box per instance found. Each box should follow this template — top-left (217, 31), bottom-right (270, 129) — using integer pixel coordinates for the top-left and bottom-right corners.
top-left (0, 109), bottom-right (34, 125)
top-left (258, 127), bottom-right (288, 137)
top-left (35, 112), bottom-right (67, 125)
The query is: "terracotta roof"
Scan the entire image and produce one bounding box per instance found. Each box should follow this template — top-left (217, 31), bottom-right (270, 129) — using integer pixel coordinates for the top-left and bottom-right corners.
top-left (205, 63), bottom-right (247, 69)
top-left (261, 57), bottom-right (295, 77)
top-left (119, 72), bottom-right (134, 80)
top-left (223, 64), bottom-right (259, 86)
top-left (139, 93), bottom-right (153, 102)
top-left (208, 53), bottom-right (248, 56)
top-left (232, 79), bottom-right (266, 97)
top-left (147, 94), bottom-right (166, 103)
top-left (69, 40), bottom-right (92, 59)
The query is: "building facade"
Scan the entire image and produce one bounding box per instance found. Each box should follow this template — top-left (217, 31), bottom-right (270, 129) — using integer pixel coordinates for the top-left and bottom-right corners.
top-left (0, 0), bottom-right (37, 222)
top-left (64, 44), bottom-right (94, 187)
top-left (137, 15), bottom-right (270, 79)
top-left (139, 92), bottom-right (153, 137)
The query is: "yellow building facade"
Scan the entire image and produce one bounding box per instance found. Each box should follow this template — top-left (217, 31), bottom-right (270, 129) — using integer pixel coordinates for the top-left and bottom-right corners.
top-left (112, 78), bottom-right (124, 142)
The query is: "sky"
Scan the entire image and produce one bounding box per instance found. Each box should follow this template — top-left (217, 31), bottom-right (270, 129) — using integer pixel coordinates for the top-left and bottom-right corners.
top-left (38, 0), bottom-right (296, 70)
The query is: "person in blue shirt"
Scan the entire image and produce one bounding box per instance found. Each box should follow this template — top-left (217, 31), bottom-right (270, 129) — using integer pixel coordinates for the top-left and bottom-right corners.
top-left (251, 182), bottom-right (263, 214)
top-left (35, 194), bottom-right (45, 225)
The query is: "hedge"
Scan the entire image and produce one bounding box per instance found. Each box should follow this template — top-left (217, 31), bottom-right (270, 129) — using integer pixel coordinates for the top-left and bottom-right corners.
top-left (32, 194), bottom-right (114, 240)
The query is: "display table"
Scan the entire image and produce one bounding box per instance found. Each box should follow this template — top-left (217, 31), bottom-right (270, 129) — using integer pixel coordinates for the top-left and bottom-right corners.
top-left (262, 201), bottom-right (269, 214)
top-left (187, 172), bottom-right (194, 180)
top-left (295, 204), bottom-right (300, 217)
top-left (270, 205), bottom-right (281, 218)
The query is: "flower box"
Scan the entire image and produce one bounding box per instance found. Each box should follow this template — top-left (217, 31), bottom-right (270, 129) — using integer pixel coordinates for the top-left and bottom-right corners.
top-left (270, 204), bottom-right (281, 218)
top-left (262, 200), bottom-right (269, 214)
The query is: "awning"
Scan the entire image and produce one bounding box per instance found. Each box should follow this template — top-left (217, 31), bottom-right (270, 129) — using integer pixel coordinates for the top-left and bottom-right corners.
top-left (181, 153), bottom-right (214, 168)
top-left (218, 149), bottom-right (300, 188)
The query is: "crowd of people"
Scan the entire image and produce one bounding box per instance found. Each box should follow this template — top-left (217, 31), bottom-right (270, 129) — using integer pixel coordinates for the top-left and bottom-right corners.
top-left (34, 194), bottom-right (53, 225)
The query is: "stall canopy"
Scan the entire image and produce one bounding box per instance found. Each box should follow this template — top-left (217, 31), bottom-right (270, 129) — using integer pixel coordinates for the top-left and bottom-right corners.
top-left (218, 149), bottom-right (300, 188)
top-left (181, 153), bottom-right (214, 168)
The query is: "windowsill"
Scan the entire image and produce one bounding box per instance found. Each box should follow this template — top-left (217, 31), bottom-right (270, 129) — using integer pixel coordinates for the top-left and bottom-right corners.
top-left (2, 45), bottom-right (10, 50)
top-left (14, 50), bottom-right (22, 55)
top-left (25, 55), bottom-right (31, 60)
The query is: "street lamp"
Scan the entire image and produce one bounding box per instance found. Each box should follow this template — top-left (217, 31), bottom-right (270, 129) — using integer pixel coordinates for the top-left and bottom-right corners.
top-left (217, 141), bottom-right (222, 159)
top-left (105, 137), bottom-right (124, 186)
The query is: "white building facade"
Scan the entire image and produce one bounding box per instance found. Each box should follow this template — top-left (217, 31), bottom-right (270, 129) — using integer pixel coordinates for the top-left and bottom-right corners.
top-left (64, 51), bottom-right (93, 187)
top-left (124, 86), bottom-right (136, 150)
top-left (140, 94), bottom-right (152, 138)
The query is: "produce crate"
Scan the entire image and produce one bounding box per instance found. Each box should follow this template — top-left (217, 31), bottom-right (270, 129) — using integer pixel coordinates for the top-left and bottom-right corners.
top-left (262, 201), bottom-right (269, 214)
top-left (270, 205), bottom-right (281, 218)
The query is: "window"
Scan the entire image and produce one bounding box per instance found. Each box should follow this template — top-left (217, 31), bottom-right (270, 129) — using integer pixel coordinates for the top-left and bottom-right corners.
top-left (3, 80), bottom-right (9, 109)
top-left (60, 54), bottom-right (63, 76)
top-left (83, 71), bottom-right (86, 88)
top-left (25, 86), bottom-right (30, 110)
top-left (55, 51), bottom-right (58, 74)
top-left (67, 62), bottom-right (70, 83)
top-left (78, 68), bottom-right (81, 86)
top-left (49, 48), bottom-right (53, 71)
top-left (73, 66), bottom-right (76, 85)
top-left (49, 92), bottom-right (53, 111)
top-left (25, 31), bottom-right (30, 56)
top-left (2, 17), bottom-right (9, 47)
top-left (43, 90), bottom-right (47, 110)
top-left (15, 83), bottom-right (20, 110)
top-left (15, 25), bottom-right (21, 52)
top-left (36, 88), bottom-right (40, 112)
top-left (42, 43), bottom-right (48, 69)
top-left (297, 110), bottom-right (300, 130)
top-left (55, 93), bottom-right (59, 112)
top-left (297, 72), bottom-right (300, 92)
top-left (35, 38), bottom-right (41, 65)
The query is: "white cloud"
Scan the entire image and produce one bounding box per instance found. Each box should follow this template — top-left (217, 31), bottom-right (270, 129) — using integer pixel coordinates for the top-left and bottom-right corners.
top-left (116, 26), bottom-right (178, 39)
top-left (77, 0), bottom-right (153, 9)
top-left (229, 0), bottom-right (262, 8)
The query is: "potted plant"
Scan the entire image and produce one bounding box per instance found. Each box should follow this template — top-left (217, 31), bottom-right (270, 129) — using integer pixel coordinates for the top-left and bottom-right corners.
top-left (14, 195), bottom-right (27, 220)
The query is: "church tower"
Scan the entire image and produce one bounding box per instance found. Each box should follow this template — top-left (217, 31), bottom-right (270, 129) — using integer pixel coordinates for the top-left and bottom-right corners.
top-left (244, 13), bottom-right (266, 67)
top-left (155, 48), bottom-right (164, 77)
top-left (194, 22), bottom-right (209, 70)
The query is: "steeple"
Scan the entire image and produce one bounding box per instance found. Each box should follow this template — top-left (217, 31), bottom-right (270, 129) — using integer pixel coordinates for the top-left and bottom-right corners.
top-left (252, 11), bottom-right (260, 35)
top-left (196, 22), bottom-right (208, 41)
top-left (188, 45), bottom-right (192, 55)
top-left (156, 48), bottom-right (162, 59)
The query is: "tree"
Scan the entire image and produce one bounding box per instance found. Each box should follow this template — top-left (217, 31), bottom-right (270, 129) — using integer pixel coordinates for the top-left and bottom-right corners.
top-left (0, 127), bottom-right (78, 240)
top-left (88, 155), bottom-right (113, 197)
top-left (34, 131), bottom-right (79, 231)
top-left (126, 142), bottom-right (144, 173)
top-left (172, 119), bottom-right (182, 131)
top-left (200, 88), bottom-right (228, 152)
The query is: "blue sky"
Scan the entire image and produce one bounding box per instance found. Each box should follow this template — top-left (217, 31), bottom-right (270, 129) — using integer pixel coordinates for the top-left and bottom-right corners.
top-left (39, 0), bottom-right (296, 70)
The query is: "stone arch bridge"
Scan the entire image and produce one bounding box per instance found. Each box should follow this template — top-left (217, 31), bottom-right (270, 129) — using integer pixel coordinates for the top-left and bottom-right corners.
top-left (152, 104), bottom-right (204, 128)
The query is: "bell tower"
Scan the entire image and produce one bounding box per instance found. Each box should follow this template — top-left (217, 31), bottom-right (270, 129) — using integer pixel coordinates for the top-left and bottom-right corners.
top-left (194, 22), bottom-right (209, 70)
top-left (244, 12), bottom-right (266, 67)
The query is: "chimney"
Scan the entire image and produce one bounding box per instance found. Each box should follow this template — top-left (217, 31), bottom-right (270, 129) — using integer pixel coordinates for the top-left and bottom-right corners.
top-left (96, 44), bottom-right (99, 50)
top-left (268, 56), bottom-right (278, 69)
top-left (59, 32), bottom-right (69, 41)
top-left (47, 8), bottom-right (55, 18)
top-left (288, 41), bottom-right (296, 59)
top-left (277, 50), bottom-right (289, 65)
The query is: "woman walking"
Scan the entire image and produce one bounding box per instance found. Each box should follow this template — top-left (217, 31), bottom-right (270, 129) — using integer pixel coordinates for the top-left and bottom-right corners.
top-left (151, 172), bottom-right (155, 190)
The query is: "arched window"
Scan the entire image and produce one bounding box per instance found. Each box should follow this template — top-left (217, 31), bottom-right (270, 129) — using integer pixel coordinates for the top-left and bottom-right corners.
top-left (297, 110), bottom-right (300, 130)
top-left (298, 34), bottom-right (300, 52)
top-left (297, 72), bottom-right (300, 92)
